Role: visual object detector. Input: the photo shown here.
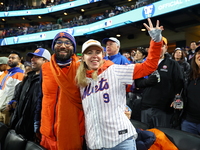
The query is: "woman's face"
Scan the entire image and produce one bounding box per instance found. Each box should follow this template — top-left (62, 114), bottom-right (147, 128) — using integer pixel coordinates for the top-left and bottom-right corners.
top-left (83, 46), bottom-right (103, 70)
top-left (134, 50), bottom-right (145, 61)
top-left (174, 50), bottom-right (182, 60)
top-left (195, 51), bottom-right (200, 68)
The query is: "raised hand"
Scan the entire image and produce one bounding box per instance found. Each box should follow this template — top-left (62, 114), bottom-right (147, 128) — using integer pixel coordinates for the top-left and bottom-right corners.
top-left (144, 18), bottom-right (163, 42)
top-left (143, 18), bottom-right (164, 31)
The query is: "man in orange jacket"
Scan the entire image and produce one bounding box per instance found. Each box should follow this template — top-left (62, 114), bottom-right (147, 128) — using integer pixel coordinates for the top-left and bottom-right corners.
top-left (34, 32), bottom-right (85, 150)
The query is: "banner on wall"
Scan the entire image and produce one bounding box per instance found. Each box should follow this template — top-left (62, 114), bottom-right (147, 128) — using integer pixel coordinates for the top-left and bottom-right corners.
top-left (1, 0), bottom-right (199, 46)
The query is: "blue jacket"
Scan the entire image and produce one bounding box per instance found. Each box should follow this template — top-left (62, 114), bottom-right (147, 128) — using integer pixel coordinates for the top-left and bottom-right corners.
top-left (136, 128), bottom-right (156, 150)
top-left (104, 52), bottom-right (130, 65)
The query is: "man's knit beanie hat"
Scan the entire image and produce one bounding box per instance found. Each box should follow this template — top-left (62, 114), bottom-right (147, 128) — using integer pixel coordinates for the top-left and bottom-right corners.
top-left (51, 32), bottom-right (76, 53)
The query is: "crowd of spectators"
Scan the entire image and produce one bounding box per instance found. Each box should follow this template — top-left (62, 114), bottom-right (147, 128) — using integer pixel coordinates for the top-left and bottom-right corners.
top-left (0, 0), bottom-right (73, 11)
top-left (0, 0), bottom-right (160, 39)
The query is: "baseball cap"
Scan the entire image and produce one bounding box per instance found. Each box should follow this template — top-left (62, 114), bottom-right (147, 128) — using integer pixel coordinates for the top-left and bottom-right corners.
top-left (82, 39), bottom-right (103, 54)
top-left (102, 37), bottom-right (120, 46)
top-left (27, 48), bottom-right (51, 61)
top-left (0, 57), bottom-right (8, 65)
top-left (162, 37), bottom-right (168, 45)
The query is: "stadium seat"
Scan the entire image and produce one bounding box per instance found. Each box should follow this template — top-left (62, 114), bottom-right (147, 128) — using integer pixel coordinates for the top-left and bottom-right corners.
top-left (25, 141), bottom-right (46, 150)
top-left (0, 122), bottom-right (9, 142)
top-left (157, 127), bottom-right (200, 150)
top-left (130, 119), bottom-right (149, 130)
top-left (3, 129), bottom-right (27, 150)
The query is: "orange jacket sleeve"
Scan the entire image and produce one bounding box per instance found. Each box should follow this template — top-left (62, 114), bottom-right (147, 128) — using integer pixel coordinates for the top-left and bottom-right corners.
top-left (133, 40), bottom-right (162, 80)
top-left (147, 128), bottom-right (178, 150)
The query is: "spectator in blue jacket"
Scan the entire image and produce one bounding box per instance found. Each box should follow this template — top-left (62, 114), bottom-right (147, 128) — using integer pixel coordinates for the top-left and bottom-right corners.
top-left (102, 37), bottom-right (130, 65)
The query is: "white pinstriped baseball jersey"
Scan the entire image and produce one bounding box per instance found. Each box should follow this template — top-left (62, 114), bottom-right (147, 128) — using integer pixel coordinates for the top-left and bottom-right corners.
top-left (80, 64), bottom-right (137, 149)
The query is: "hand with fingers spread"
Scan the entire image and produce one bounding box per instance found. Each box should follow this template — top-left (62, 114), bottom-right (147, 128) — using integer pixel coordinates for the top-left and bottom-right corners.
top-left (144, 18), bottom-right (163, 43)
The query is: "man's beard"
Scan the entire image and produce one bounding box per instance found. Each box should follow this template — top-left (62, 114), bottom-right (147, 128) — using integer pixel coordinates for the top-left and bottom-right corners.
top-left (55, 49), bottom-right (73, 62)
top-left (8, 62), bottom-right (18, 68)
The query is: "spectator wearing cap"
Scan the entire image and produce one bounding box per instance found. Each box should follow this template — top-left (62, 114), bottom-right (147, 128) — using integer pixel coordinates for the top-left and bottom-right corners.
top-left (0, 57), bottom-right (9, 77)
top-left (9, 48), bottom-right (51, 141)
top-left (181, 46), bottom-right (200, 136)
top-left (172, 47), bottom-right (190, 87)
top-left (135, 37), bottom-right (184, 128)
top-left (187, 41), bottom-right (197, 64)
top-left (102, 37), bottom-right (130, 65)
top-left (75, 17), bottom-right (163, 149)
top-left (34, 32), bottom-right (85, 150)
top-left (0, 51), bottom-right (24, 125)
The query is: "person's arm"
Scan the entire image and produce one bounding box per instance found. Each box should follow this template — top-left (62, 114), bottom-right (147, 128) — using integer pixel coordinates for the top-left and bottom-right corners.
top-left (135, 75), bottom-right (158, 88)
top-left (6, 82), bottom-right (22, 111)
top-left (133, 18), bottom-right (163, 80)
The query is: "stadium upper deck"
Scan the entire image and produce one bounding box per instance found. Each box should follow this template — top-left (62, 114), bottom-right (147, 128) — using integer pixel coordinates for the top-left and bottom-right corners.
top-left (0, 0), bottom-right (200, 54)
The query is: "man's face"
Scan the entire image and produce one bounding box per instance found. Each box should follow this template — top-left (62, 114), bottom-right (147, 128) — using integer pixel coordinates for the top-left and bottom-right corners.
top-left (31, 55), bottom-right (46, 72)
top-left (54, 37), bottom-right (74, 61)
top-left (190, 42), bottom-right (197, 50)
top-left (8, 54), bottom-right (20, 68)
top-left (106, 40), bottom-right (119, 56)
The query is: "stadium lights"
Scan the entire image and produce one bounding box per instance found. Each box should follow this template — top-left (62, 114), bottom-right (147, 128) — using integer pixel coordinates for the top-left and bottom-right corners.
top-left (116, 30), bottom-right (121, 37)
top-left (116, 33), bottom-right (121, 37)
top-left (141, 25), bottom-right (146, 31)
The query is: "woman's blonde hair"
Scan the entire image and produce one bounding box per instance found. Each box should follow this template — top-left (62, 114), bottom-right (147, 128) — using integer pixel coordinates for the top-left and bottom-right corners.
top-left (75, 59), bottom-right (99, 87)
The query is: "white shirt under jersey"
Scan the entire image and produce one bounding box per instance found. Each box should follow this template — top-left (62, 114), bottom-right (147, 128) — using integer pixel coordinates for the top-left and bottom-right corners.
top-left (80, 64), bottom-right (137, 149)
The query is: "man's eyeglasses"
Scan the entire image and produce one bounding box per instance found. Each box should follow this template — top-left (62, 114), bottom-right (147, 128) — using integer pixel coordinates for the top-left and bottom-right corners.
top-left (55, 40), bottom-right (72, 46)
